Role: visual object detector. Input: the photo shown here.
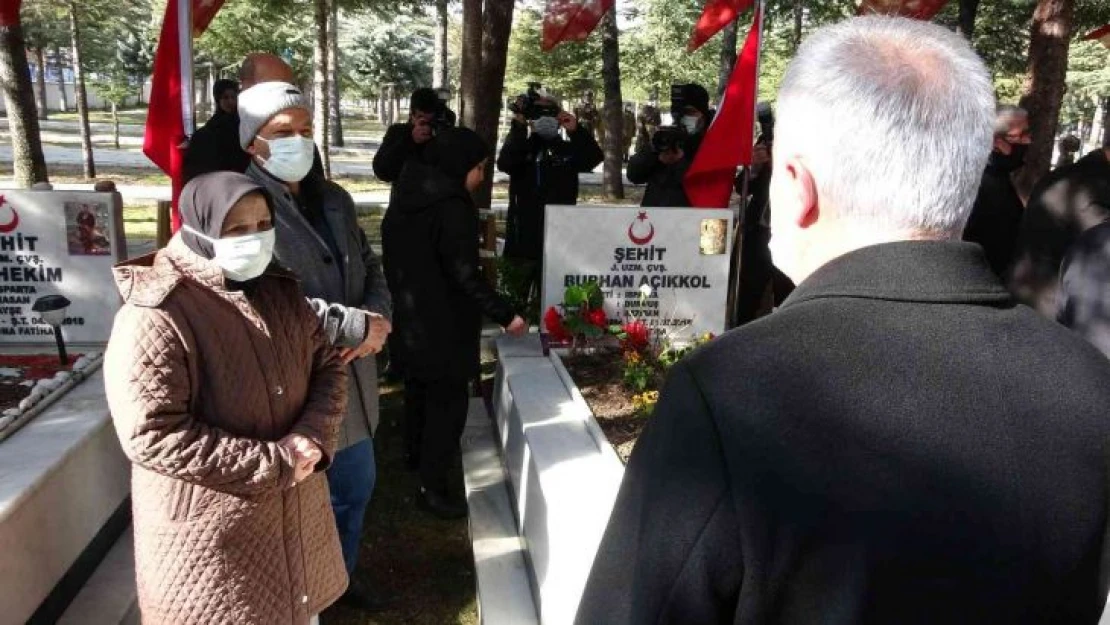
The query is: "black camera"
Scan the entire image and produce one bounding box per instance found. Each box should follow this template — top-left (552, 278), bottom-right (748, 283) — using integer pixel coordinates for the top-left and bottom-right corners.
top-left (757, 102), bottom-right (774, 145)
top-left (651, 125), bottom-right (687, 154)
top-left (509, 82), bottom-right (560, 121)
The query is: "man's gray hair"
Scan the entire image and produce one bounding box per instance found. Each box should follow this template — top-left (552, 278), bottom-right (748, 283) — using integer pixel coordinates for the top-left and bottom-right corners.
top-left (994, 104), bottom-right (1028, 136)
top-left (776, 17), bottom-right (995, 237)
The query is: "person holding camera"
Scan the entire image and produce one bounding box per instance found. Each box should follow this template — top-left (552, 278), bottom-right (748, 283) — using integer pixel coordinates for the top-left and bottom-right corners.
top-left (373, 87), bottom-right (455, 183)
top-left (627, 83), bottom-right (712, 207)
top-left (498, 86), bottom-right (604, 299)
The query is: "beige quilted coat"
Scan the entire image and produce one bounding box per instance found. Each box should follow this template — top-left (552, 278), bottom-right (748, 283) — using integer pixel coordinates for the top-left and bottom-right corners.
top-left (105, 238), bottom-right (349, 625)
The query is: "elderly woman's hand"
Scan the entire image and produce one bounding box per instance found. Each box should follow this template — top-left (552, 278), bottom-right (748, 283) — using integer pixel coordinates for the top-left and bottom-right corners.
top-left (279, 434), bottom-right (322, 484)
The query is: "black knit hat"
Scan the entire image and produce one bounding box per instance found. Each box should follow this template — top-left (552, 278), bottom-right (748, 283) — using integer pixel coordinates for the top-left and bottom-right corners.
top-left (673, 83), bottom-right (711, 118)
top-left (424, 127), bottom-right (490, 184)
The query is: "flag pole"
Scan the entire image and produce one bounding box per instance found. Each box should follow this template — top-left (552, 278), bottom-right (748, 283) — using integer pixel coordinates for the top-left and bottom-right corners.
top-left (177, 0), bottom-right (195, 136)
top-left (727, 0), bottom-right (765, 330)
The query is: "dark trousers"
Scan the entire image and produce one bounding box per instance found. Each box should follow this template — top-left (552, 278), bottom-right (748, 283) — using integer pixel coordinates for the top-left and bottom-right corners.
top-left (326, 438), bottom-right (376, 574)
top-left (403, 377), bottom-right (470, 496)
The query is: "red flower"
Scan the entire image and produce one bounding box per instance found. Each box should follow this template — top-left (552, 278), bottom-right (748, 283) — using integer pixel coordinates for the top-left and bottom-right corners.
top-left (544, 306), bottom-right (570, 342)
top-left (585, 308), bottom-right (608, 329)
top-left (621, 320), bottom-right (651, 352)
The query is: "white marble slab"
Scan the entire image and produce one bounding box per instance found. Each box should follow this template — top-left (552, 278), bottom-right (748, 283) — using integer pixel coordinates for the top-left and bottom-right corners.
top-left (461, 398), bottom-right (539, 625)
top-left (491, 335), bottom-right (626, 625)
top-left (58, 526), bottom-right (137, 625)
top-left (0, 369), bottom-right (131, 624)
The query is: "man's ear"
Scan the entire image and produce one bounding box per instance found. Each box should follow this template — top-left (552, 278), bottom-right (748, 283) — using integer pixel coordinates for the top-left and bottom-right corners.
top-left (782, 156), bottom-right (820, 229)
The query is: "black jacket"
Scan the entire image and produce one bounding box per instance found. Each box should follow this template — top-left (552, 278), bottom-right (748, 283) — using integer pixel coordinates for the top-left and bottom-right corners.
top-left (497, 122), bottom-right (604, 260)
top-left (381, 161), bottom-right (516, 381)
top-left (1011, 149), bottom-right (1110, 315)
top-left (578, 241), bottom-right (1110, 624)
top-left (1058, 219), bottom-right (1110, 358)
top-left (372, 123), bottom-right (426, 182)
top-left (627, 131), bottom-right (705, 208)
top-left (183, 112), bottom-right (252, 183)
top-left (963, 152), bottom-right (1024, 278)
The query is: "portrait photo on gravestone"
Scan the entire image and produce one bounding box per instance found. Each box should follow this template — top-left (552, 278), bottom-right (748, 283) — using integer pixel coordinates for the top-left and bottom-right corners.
top-left (64, 202), bottom-right (112, 257)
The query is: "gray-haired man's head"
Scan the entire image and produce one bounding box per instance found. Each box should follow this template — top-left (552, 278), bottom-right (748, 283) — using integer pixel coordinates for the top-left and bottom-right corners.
top-left (769, 16), bottom-right (995, 283)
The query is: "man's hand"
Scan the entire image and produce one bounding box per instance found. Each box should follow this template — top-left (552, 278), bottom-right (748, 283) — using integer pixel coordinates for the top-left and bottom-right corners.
top-left (505, 315), bottom-right (528, 337)
top-left (338, 313), bottom-right (391, 364)
top-left (659, 147), bottom-right (684, 166)
top-left (558, 111), bottom-right (578, 133)
top-left (411, 121), bottom-right (433, 145)
top-left (279, 434), bottom-right (323, 484)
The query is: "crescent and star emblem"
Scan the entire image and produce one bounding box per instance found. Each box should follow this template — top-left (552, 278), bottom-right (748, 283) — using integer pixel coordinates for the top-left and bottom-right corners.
top-left (0, 196), bottom-right (18, 234)
top-left (628, 211), bottom-right (654, 246)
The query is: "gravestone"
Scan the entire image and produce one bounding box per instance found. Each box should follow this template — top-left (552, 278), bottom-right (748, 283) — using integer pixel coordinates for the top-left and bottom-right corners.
top-left (543, 205), bottom-right (734, 340)
top-left (0, 189), bottom-right (126, 346)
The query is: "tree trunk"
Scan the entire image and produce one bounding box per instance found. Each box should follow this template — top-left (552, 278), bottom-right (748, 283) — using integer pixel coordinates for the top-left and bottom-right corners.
top-left (32, 46), bottom-right (47, 120)
top-left (470, 0), bottom-right (514, 208)
top-left (68, 2), bottom-right (94, 179)
top-left (793, 0), bottom-right (804, 50)
top-left (53, 47), bottom-right (67, 113)
top-left (328, 1), bottom-right (344, 148)
top-left (600, 6), bottom-right (624, 200)
top-left (957, 0), bottom-right (980, 38)
top-left (1017, 0), bottom-right (1073, 193)
top-left (1102, 97), bottom-right (1110, 148)
top-left (434, 0), bottom-right (449, 89)
top-left (313, 0), bottom-right (331, 178)
top-left (717, 18), bottom-right (739, 102)
top-left (0, 18), bottom-right (49, 186)
top-left (111, 101), bottom-right (120, 150)
top-left (459, 0), bottom-right (483, 130)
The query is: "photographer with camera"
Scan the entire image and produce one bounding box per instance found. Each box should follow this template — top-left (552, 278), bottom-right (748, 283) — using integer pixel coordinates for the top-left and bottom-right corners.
top-left (498, 83), bottom-right (604, 300)
top-left (627, 83), bottom-right (712, 207)
top-left (373, 87), bottom-right (456, 183)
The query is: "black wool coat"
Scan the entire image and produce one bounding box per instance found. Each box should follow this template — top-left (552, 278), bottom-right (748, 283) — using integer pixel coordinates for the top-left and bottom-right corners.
top-left (183, 112), bottom-right (252, 183)
top-left (372, 123), bottom-right (427, 183)
top-left (1011, 149), bottom-right (1110, 316)
top-left (577, 241), bottom-right (1110, 625)
top-left (381, 161), bottom-right (516, 381)
top-left (497, 122), bottom-right (604, 261)
top-left (963, 153), bottom-right (1024, 279)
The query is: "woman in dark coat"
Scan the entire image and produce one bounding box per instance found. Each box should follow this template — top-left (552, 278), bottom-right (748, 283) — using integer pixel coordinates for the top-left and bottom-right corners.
top-left (382, 127), bottom-right (526, 518)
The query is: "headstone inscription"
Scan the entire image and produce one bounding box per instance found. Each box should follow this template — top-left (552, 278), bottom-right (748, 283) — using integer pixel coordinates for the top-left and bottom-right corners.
top-left (543, 205), bottom-right (734, 340)
top-left (0, 190), bottom-right (126, 346)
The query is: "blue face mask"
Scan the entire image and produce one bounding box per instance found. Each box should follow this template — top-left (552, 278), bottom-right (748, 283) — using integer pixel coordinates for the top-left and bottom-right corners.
top-left (532, 116), bottom-right (560, 141)
top-left (257, 136), bottom-right (315, 182)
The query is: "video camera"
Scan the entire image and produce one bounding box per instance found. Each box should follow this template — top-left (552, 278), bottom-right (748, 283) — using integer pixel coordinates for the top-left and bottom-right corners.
top-left (650, 125), bottom-right (687, 154)
top-left (509, 82), bottom-right (561, 121)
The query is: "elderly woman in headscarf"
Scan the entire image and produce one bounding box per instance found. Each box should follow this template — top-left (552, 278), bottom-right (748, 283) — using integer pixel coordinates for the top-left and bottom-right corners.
top-left (105, 171), bottom-right (348, 625)
top-left (382, 127), bottom-right (527, 519)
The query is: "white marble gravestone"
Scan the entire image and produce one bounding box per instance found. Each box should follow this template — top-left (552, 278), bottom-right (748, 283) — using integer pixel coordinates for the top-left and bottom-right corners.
top-left (543, 205), bottom-right (734, 341)
top-left (0, 189), bottom-right (126, 346)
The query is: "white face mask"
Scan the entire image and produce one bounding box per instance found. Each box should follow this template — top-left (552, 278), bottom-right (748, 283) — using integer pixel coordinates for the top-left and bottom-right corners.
top-left (681, 114), bottom-right (702, 135)
top-left (532, 116), bottom-right (561, 140)
top-left (183, 226), bottom-right (276, 283)
top-left (257, 136), bottom-right (315, 182)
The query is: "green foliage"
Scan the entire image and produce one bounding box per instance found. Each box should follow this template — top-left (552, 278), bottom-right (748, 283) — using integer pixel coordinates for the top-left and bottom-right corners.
top-left (344, 13), bottom-right (433, 98)
top-left (621, 350), bottom-right (655, 392)
top-left (506, 8), bottom-right (602, 100)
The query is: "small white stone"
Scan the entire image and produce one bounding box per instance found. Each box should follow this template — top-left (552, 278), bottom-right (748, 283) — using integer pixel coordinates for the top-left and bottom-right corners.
top-left (54, 371), bottom-right (71, 382)
top-left (72, 357), bottom-right (90, 371)
top-left (29, 388), bottom-right (46, 402)
top-left (3, 408), bottom-right (18, 418)
top-left (18, 397), bottom-right (35, 412)
top-left (19, 380), bottom-right (34, 387)
top-left (0, 368), bottom-right (21, 378)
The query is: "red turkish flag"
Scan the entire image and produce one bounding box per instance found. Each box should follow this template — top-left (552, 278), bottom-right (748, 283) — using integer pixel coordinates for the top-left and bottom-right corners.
top-left (857, 0), bottom-right (950, 20)
top-left (0, 0), bottom-right (22, 27)
top-left (688, 0), bottom-right (755, 53)
top-left (683, 6), bottom-right (762, 209)
top-left (542, 0), bottom-right (615, 51)
top-left (144, 0), bottom-right (225, 232)
top-left (1083, 24), bottom-right (1110, 49)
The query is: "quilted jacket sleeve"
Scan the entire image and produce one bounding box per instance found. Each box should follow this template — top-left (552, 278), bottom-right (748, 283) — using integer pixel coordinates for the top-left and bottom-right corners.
top-left (290, 297), bottom-right (348, 470)
top-left (105, 304), bottom-right (298, 495)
